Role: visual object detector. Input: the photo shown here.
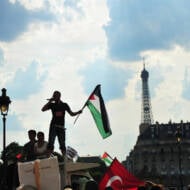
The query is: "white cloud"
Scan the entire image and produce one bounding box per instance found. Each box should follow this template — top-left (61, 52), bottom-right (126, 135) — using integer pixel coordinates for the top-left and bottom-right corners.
top-left (142, 46), bottom-right (190, 123)
top-left (0, 0), bottom-right (111, 157)
top-left (1, 1), bottom-right (190, 163)
top-left (18, 0), bottom-right (46, 10)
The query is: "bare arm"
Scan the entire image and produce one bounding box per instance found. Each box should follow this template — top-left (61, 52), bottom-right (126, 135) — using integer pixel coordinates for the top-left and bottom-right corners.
top-left (67, 109), bottom-right (82, 116)
top-left (41, 100), bottom-right (52, 111)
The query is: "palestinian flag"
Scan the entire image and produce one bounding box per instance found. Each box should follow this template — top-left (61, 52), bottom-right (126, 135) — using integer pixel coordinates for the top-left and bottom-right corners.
top-left (101, 152), bottom-right (113, 166)
top-left (86, 85), bottom-right (112, 139)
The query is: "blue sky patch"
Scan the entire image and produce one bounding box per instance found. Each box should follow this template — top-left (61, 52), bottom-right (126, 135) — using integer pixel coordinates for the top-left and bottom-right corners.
top-left (6, 61), bottom-right (46, 100)
top-left (105, 0), bottom-right (190, 61)
top-left (0, 0), bottom-right (55, 42)
top-left (80, 59), bottom-right (133, 101)
top-left (6, 113), bottom-right (23, 132)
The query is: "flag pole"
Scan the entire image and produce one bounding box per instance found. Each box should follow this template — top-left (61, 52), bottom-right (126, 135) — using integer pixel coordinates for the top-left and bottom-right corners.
top-left (73, 84), bottom-right (100, 125)
top-left (105, 152), bottom-right (114, 161)
top-left (73, 108), bottom-right (84, 124)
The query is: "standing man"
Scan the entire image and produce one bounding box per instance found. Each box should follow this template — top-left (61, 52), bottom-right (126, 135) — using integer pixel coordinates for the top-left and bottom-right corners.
top-left (23, 129), bottom-right (37, 161)
top-left (41, 90), bottom-right (82, 155)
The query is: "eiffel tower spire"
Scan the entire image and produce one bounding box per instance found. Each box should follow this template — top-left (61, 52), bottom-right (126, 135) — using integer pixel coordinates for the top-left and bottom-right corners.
top-left (141, 60), bottom-right (153, 124)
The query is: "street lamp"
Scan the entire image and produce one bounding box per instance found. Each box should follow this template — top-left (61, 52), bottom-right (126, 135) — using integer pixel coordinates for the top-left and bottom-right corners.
top-left (0, 88), bottom-right (11, 190)
top-left (175, 127), bottom-right (183, 190)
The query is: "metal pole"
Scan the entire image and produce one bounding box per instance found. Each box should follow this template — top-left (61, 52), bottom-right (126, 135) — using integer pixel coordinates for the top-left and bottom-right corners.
top-left (3, 115), bottom-right (6, 161)
top-left (1, 115), bottom-right (8, 190)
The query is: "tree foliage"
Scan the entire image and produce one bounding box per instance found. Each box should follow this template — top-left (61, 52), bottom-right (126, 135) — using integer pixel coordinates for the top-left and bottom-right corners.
top-left (1, 142), bottom-right (23, 163)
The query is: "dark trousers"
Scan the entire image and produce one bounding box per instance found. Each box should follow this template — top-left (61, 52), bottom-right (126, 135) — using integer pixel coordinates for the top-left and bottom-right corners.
top-left (48, 124), bottom-right (66, 152)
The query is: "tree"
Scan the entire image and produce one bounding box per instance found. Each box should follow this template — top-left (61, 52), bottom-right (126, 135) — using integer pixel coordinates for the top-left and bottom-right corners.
top-left (1, 142), bottom-right (23, 162)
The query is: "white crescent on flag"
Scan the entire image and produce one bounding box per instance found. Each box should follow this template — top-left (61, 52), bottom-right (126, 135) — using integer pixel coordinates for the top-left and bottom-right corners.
top-left (106, 175), bottom-right (123, 187)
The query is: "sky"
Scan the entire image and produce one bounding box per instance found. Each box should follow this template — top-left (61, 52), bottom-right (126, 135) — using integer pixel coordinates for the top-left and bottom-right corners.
top-left (1, 0), bottom-right (190, 161)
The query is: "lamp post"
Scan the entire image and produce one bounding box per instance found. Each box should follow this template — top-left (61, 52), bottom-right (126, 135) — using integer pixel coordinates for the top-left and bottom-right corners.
top-left (0, 88), bottom-right (11, 190)
top-left (175, 127), bottom-right (183, 190)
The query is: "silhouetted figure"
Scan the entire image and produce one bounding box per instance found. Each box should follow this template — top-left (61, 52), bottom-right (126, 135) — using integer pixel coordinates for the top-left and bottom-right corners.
top-left (23, 130), bottom-right (37, 161)
top-left (41, 90), bottom-right (82, 155)
top-left (72, 182), bottom-right (80, 190)
top-left (85, 180), bottom-right (98, 190)
top-left (34, 131), bottom-right (48, 159)
top-left (105, 187), bottom-right (114, 190)
top-left (151, 185), bottom-right (164, 190)
top-left (64, 185), bottom-right (73, 190)
top-left (138, 185), bottom-right (147, 190)
top-left (7, 162), bottom-right (20, 190)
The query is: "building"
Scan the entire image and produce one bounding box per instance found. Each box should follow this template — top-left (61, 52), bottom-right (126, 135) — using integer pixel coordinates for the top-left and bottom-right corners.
top-left (126, 65), bottom-right (190, 189)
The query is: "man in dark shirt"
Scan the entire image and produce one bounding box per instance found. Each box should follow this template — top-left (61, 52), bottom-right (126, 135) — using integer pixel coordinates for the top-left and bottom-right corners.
top-left (23, 129), bottom-right (37, 161)
top-left (41, 90), bottom-right (82, 155)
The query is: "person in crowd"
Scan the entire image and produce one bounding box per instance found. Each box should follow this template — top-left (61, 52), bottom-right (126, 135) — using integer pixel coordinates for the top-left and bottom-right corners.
top-left (138, 185), bottom-right (147, 190)
top-left (85, 180), bottom-right (98, 190)
top-left (150, 184), bottom-right (164, 190)
top-left (63, 185), bottom-right (73, 190)
top-left (41, 90), bottom-right (82, 156)
top-left (34, 131), bottom-right (48, 159)
top-left (23, 129), bottom-right (37, 161)
top-left (72, 182), bottom-right (80, 190)
top-left (105, 187), bottom-right (114, 190)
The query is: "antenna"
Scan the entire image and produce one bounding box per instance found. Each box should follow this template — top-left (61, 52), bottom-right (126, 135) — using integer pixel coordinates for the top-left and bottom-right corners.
top-left (143, 57), bottom-right (145, 69)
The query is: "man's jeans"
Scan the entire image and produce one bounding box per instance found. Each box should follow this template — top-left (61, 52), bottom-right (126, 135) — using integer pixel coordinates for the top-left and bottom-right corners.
top-left (48, 124), bottom-right (66, 152)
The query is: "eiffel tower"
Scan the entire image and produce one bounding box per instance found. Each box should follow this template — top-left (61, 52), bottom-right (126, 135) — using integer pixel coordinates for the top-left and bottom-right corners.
top-left (141, 63), bottom-right (153, 125)
top-left (125, 64), bottom-right (190, 189)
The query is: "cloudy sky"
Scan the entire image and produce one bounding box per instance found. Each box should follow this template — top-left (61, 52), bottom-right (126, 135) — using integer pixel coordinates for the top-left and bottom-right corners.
top-left (1, 0), bottom-right (190, 161)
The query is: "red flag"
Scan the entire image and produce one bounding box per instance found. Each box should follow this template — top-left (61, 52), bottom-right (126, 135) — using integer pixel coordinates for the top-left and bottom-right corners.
top-left (99, 158), bottom-right (145, 190)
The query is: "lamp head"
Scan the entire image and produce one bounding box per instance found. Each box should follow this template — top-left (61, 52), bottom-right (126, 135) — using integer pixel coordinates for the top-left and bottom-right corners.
top-left (0, 88), bottom-right (11, 116)
top-left (177, 136), bottom-right (181, 143)
top-left (175, 127), bottom-right (182, 143)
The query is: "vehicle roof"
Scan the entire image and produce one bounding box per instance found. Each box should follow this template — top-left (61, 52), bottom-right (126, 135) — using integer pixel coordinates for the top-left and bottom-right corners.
top-left (59, 161), bottom-right (100, 172)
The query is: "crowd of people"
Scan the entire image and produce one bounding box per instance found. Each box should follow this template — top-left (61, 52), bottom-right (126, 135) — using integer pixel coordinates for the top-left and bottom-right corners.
top-left (63, 180), bottom-right (112, 190)
top-left (63, 180), bottom-right (164, 190)
top-left (9, 131), bottom-right (165, 190)
top-left (5, 90), bottom-right (166, 189)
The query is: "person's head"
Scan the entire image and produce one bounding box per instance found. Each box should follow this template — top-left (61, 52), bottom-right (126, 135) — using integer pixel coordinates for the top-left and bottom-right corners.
top-left (138, 185), bottom-right (147, 190)
top-left (85, 180), bottom-right (98, 190)
top-left (37, 131), bottom-right (45, 142)
top-left (151, 185), bottom-right (163, 190)
top-left (28, 130), bottom-right (36, 141)
top-left (105, 187), bottom-right (113, 190)
top-left (52, 91), bottom-right (61, 102)
top-left (64, 185), bottom-right (72, 190)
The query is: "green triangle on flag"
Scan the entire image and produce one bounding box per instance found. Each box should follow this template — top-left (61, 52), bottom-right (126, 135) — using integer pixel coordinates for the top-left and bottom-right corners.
top-left (86, 85), bottom-right (112, 139)
top-left (101, 152), bottom-right (113, 166)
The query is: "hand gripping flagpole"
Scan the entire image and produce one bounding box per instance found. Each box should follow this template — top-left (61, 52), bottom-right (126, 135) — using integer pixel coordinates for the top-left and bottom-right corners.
top-left (73, 84), bottom-right (100, 125)
top-left (73, 98), bottom-right (89, 125)
top-left (73, 106), bottom-right (85, 125)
